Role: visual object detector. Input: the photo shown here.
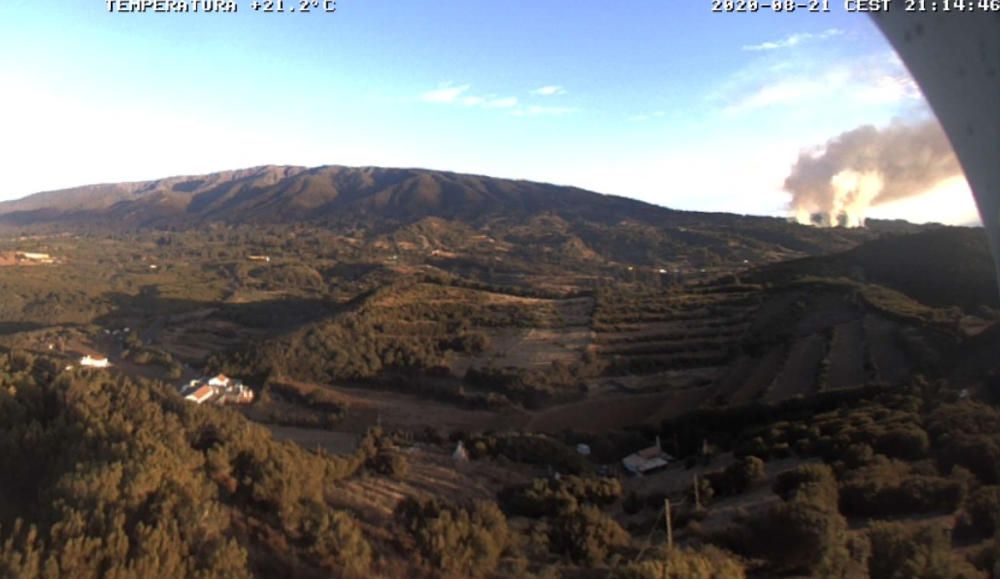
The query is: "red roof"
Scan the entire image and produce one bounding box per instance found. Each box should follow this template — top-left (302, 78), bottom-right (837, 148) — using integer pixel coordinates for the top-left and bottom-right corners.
top-left (186, 385), bottom-right (215, 403)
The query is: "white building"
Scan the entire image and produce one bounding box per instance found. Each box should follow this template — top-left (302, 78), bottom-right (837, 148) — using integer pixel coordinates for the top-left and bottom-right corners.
top-left (16, 252), bottom-right (53, 264)
top-left (208, 374), bottom-right (231, 387)
top-left (80, 355), bottom-right (110, 368)
top-left (181, 375), bottom-right (254, 406)
top-left (622, 436), bottom-right (672, 475)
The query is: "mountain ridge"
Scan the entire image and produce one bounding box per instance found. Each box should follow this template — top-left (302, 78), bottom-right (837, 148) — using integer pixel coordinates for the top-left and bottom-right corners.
top-left (0, 164), bottom-right (929, 267)
top-left (0, 164), bottom-right (668, 225)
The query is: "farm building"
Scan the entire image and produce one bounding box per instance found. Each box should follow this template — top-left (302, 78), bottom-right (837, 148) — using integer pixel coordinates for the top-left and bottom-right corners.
top-left (209, 374), bottom-right (232, 387)
top-left (622, 436), bottom-right (672, 475)
top-left (185, 385), bottom-right (217, 405)
top-left (181, 375), bottom-right (254, 406)
top-left (16, 252), bottom-right (54, 264)
top-left (80, 355), bottom-right (111, 368)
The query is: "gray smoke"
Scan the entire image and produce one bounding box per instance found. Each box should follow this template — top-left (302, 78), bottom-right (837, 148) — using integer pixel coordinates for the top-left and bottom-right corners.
top-left (785, 119), bottom-right (962, 227)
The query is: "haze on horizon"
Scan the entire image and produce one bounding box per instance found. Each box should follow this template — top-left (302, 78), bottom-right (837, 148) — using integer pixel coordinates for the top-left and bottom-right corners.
top-left (0, 1), bottom-right (980, 226)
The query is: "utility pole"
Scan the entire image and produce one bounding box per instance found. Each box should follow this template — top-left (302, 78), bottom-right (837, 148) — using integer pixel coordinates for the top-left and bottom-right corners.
top-left (664, 498), bottom-right (673, 551)
top-left (693, 474), bottom-right (701, 510)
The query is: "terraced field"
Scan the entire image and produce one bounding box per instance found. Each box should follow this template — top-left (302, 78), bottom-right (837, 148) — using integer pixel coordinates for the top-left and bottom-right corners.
top-left (577, 278), bottom-right (935, 417)
top-left (592, 282), bottom-right (759, 394)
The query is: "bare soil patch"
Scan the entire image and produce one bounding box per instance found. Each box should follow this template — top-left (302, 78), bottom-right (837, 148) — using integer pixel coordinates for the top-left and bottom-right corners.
top-left (277, 381), bottom-right (531, 435)
top-left (828, 319), bottom-right (866, 390)
top-left (864, 314), bottom-right (910, 384)
top-left (729, 345), bottom-right (787, 405)
top-left (764, 333), bottom-right (826, 403)
top-left (524, 387), bottom-right (712, 434)
top-left (267, 426), bottom-right (360, 455)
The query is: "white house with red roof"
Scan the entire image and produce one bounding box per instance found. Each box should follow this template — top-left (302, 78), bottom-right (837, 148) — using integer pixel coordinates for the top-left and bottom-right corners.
top-left (180, 374), bottom-right (254, 406)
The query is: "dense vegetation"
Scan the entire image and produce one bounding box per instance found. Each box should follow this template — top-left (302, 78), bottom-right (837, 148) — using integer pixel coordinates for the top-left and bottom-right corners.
top-left (0, 349), bottom-right (381, 578)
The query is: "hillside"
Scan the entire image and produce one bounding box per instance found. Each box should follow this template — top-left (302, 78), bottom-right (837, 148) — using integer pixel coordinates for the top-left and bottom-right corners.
top-left (1, 167), bottom-right (1000, 577)
top-left (0, 165), bottom-right (890, 267)
top-left (752, 227), bottom-right (999, 311)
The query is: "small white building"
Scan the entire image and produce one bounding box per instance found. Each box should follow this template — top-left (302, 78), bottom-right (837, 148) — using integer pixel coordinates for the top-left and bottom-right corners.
top-left (622, 436), bottom-right (672, 475)
top-left (16, 252), bottom-right (53, 264)
top-left (80, 355), bottom-right (110, 368)
top-left (452, 441), bottom-right (469, 462)
top-left (208, 374), bottom-right (231, 387)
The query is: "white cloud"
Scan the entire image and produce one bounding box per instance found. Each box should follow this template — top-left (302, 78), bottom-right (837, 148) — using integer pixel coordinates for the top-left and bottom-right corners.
top-left (854, 74), bottom-right (921, 104)
top-left (628, 111), bottom-right (665, 122)
top-left (742, 28), bottom-right (844, 51)
top-left (725, 79), bottom-right (826, 114)
top-left (421, 84), bottom-right (471, 104)
top-left (420, 84), bottom-right (520, 110)
top-left (531, 85), bottom-right (566, 96)
top-left (511, 105), bottom-right (581, 117)
top-left (419, 84), bottom-right (576, 117)
top-left (720, 52), bottom-right (923, 115)
top-left (485, 96), bottom-right (519, 109)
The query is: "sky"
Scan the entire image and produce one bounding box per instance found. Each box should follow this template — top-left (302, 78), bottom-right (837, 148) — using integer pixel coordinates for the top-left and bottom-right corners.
top-left (0, 0), bottom-right (981, 225)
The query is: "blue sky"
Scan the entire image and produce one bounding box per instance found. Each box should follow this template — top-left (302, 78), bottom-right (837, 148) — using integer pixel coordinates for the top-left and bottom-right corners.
top-left (0, 1), bottom-right (979, 224)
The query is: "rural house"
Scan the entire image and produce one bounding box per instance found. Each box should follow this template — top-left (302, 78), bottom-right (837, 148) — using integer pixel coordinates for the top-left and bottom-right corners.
top-left (80, 355), bottom-right (111, 368)
top-left (621, 436), bottom-right (672, 475)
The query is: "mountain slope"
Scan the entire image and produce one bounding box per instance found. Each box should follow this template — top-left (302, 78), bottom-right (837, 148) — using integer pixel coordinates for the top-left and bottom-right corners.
top-left (0, 164), bottom-right (899, 269)
top-left (751, 227), bottom-right (999, 311)
top-left (0, 165), bottom-right (659, 224)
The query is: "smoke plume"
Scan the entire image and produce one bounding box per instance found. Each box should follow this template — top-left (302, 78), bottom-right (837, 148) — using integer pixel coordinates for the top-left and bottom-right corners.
top-left (785, 119), bottom-right (962, 227)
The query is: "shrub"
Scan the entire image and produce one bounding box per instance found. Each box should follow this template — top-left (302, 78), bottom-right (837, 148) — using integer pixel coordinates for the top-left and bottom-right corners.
top-left (705, 456), bottom-right (766, 497)
top-left (731, 500), bottom-right (849, 576)
top-left (690, 476), bottom-right (715, 508)
top-left (868, 522), bottom-right (983, 579)
top-left (613, 545), bottom-right (745, 579)
top-left (966, 486), bottom-right (1000, 537)
top-left (841, 443), bottom-right (875, 469)
top-left (773, 463), bottom-right (839, 508)
top-left (548, 506), bottom-right (629, 565)
top-left (726, 456), bottom-right (766, 493)
top-left (839, 460), bottom-right (963, 517)
top-left (722, 463), bottom-right (847, 575)
top-left (297, 508), bottom-right (372, 577)
top-left (368, 449), bottom-right (409, 478)
top-left (937, 433), bottom-right (1000, 485)
top-left (874, 426), bottom-right (930, 460)
top-left (968, 536), bottom-right (1000, 577)
top-left (466, 432), bottom-right (589, 474)
top-left (498, 476), bottom-right (621, 518)
top-left (394, 497), bottom-right (510, 577)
